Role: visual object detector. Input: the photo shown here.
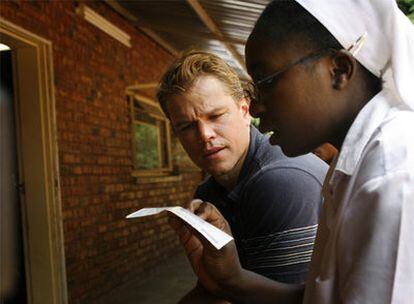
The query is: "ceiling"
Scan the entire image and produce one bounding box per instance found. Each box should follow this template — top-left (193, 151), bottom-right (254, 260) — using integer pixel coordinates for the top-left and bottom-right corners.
top-left (105, 0), bottom-right (271, 81)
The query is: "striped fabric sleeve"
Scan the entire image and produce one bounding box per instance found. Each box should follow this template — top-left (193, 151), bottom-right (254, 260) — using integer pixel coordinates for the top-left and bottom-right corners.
top-left (239, 224), bottom-right (318, 283)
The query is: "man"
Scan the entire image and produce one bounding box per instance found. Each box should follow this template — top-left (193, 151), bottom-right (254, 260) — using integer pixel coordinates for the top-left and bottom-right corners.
top-left (157, 50), bottom-right (328, 301)
top-left (169, 1), bottom-right (414, 303)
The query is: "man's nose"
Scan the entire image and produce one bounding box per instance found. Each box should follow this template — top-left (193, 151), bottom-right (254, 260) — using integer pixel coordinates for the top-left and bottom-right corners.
top-left (198, 121), bottom-right (216, 142)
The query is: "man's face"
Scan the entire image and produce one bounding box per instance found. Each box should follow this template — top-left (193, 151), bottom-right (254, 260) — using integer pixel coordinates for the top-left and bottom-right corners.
top-left (246, 37), bottom-right (344, 157)
top-left (167, 75), bottom-right (251, 179)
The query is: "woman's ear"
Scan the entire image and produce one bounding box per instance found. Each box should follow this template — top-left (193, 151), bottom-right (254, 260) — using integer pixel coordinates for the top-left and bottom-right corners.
top-left (330, 50), bottom-right (356, 90)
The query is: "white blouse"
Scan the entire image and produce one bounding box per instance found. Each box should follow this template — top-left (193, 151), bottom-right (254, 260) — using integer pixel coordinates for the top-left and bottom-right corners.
top-left (304, 89), bottom-right (414, 304)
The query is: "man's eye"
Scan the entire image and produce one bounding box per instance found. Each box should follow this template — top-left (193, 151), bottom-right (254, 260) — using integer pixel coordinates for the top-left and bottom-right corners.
top-left (178, 124), bottom-right (192, 132)
top-left (211, 112), bottom-right (227, 120)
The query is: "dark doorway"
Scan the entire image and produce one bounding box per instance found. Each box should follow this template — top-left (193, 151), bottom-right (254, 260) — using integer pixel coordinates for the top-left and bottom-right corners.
top-left (0, 48), bottom-right (27, 304)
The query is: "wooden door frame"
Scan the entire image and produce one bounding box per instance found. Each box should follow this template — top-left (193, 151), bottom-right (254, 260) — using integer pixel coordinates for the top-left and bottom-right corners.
top-left (0, 19), bottom-right (68, 304)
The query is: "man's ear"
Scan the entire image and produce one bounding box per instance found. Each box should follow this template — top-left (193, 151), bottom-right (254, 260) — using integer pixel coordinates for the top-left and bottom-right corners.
top-left (330, 50), bottom-right (356, 90)
top-left (239, 97), bottom-right (252, 124)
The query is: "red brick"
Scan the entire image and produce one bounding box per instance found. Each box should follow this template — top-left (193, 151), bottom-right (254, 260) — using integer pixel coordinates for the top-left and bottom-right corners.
top-left (1, 1), bottom-right (202, 302)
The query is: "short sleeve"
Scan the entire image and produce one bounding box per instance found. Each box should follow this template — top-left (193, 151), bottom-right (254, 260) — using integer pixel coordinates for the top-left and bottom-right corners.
top-left (238, 166), bottom-right (324, 283)
top-left (241, 166), bottom-right (324, 237)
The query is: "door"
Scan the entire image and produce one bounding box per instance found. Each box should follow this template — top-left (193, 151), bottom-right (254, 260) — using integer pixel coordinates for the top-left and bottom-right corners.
top-left (0, 47), bottom-right (27, 303)
top-left (1, 19), bottom-right (68, 303)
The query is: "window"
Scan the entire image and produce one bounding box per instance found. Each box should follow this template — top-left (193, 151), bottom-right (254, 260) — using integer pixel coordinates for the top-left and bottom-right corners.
top-left (127, 92), bottom-right (172, 176)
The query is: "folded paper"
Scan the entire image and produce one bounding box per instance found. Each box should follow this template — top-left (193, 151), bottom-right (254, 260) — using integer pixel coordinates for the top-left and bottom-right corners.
top-left (126, 206), bottom-right (233, 250)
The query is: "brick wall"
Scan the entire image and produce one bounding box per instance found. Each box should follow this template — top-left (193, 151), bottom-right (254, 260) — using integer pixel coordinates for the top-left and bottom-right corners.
top-left (0, 1), bottom-right (202, 303)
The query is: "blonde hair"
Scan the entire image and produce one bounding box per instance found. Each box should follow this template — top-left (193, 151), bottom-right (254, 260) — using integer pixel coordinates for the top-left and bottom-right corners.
top-left (157, 50), bottom-right (244, 117)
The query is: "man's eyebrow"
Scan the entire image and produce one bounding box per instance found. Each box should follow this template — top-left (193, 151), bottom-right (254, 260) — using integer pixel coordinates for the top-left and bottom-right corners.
top-left (205, 106), bottom-right (228, 115)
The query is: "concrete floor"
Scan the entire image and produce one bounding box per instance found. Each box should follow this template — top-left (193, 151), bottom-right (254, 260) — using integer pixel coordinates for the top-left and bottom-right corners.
top-left (102, 250), bottom-right (197, 304)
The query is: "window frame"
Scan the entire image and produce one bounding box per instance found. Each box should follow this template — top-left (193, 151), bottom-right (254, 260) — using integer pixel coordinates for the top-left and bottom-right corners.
top-left (127, 92), bottom-right (173, 176)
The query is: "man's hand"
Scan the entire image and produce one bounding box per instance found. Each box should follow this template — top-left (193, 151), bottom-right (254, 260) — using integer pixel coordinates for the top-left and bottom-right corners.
top-left (170, 200), bottom-right (305, 304)
top-left (169, 200), bottom-right (242, 298)
top-left (187, 199), bottom-right (231, 235)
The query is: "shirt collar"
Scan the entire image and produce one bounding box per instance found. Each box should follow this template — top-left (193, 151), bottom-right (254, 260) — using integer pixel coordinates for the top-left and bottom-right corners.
top-left (334, 88), bottom-right (398, 177)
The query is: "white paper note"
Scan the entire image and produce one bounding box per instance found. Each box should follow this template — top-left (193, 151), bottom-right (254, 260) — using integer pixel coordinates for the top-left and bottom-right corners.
top-left (126, 206), bottom-right (233, 250)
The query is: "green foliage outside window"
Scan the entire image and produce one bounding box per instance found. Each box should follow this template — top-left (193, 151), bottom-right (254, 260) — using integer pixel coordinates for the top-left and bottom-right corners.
top-left (134, 123), bottom-right (160, 169)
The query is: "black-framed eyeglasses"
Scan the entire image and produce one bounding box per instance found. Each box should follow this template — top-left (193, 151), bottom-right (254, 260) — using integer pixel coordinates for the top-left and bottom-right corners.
top-left (250, 48), bottom-right (336, 101)
top-left (247, 33), bottom-right (368, 105)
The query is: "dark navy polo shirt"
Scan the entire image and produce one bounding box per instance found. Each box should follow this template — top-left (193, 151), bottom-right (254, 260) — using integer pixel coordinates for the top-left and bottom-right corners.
top-left (194, 126), bottom-right (328, 283)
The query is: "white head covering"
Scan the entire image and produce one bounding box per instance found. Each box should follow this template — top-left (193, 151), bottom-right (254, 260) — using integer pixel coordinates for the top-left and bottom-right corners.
top-left (295, 0), bottom-right (414, 110)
